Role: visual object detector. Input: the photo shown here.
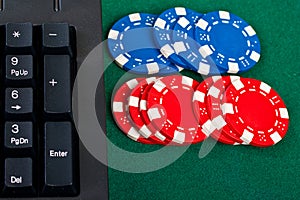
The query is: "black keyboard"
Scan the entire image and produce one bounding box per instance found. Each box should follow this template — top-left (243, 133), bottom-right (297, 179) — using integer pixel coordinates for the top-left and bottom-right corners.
top-left (0, 0), bottom-right (108, 199)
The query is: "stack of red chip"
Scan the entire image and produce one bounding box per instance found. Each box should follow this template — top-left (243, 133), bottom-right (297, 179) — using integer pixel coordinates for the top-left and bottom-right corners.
top-left (112, 75), bottom-right (289, 147)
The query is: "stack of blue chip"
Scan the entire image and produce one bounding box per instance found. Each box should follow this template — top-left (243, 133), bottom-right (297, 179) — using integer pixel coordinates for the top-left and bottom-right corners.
top-left (107, 8), bottom-right (261, 75)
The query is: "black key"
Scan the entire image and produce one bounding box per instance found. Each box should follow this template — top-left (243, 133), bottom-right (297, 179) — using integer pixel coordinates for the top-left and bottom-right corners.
top-left (5, 23), bottom-right (33, 52)
top-left (44, 55), bottom-right (71, 115)
top-left (3, 158), bottom-right (35, 196)
top-left (6, 55), bottom-right (33, 81)
top-left (42, 23), bottom-right (73, 55)
top-left (4, 122), bottom-right (33, 150)
top-left (42, 122), bottom-right (77, 196)
top-left (5, 88), bottom-right (33, 114)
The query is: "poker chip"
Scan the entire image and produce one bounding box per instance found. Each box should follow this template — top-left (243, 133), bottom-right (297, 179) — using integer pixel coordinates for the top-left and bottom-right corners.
top-left (108, 13), bottom-right (180, 74)
top-left (112, 78), bottom-right (155, 144)
top-left (223, 78), bottom-right (289, 147)
top-left (139, 82), bottom-right (191, 146)
top-left (192, 76), bottom-right (241, 145)
top-left (146, 75), bottom-right (208, 144)
top-left (206, 76), bottom-right (247, 145)
top-left (128, 77), bottom-right (168, 144)
top-left (139, 82), bottom-right (177, 145)
top-left (153, 7), bottom-right (195, 68)
top-left (172, 10), bottom-right (203, 71)
top-left (195, 11), bottom-right (261, 73)
top-left (172, 11), bottom-right (226, 75)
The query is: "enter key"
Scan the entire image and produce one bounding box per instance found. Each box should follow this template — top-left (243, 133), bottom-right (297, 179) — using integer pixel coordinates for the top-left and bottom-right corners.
top-left (42, 122), bottom-right (78, 196)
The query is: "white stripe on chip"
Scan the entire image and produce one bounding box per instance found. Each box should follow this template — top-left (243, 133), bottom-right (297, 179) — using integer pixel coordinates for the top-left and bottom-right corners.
top-left (147, 108), bottom-right (162, 121)
top-left (113, 102), bottom-right (123, 112)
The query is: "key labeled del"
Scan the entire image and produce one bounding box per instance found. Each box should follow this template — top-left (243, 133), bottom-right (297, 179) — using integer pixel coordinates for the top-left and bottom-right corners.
top-left (10, 176), bottom-right (23, 184)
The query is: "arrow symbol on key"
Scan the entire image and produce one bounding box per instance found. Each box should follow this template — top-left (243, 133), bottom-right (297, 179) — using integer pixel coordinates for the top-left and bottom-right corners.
top-left (11, 105), bottom-right (22, 110)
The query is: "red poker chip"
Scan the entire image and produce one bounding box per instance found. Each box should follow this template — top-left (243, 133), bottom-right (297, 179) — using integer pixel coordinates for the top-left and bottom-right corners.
top-left (223, 78), bottom-right (289, 147)
top-left (139, 82), bottom-right (196, 146)
top-left (193, 76), bottom-right (242, 145)
top-left (206, 76), bottom-right (246, 145)
top-left (112, 78), bottom-right (155, 144)
top-left (146, 75), bottom-right (208, 144)
top-left (140, 82), bottom-right (177, 145)
top-left (128, 77), bottom-right (167, 144)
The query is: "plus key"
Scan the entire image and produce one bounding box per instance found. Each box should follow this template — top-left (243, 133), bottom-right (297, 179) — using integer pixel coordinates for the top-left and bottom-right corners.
top-left (44, 55), bottom-right (71, 115)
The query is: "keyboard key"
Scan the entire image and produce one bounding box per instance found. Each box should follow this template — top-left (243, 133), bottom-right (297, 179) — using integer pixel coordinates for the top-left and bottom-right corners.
top-left (42, 122), bottom-right (77, 196)
top-left (42, 23), bottom-right (73, 55)
top-left (6, 55), bottom-right (33, 81)
top-left (4, 122), bottom-right (33, 150)
top-left (3, 158), bottom-right (35, 195)
top-left (44, 55), bottom-right (71, 114)
top-left (5, 88), bottom-right (33, 114)
top-left (5, 23), bottom-right (33, 52)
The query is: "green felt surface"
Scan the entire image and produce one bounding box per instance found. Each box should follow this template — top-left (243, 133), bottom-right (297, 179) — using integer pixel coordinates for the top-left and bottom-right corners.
top-left (102, 0), bottom-right (300, 199)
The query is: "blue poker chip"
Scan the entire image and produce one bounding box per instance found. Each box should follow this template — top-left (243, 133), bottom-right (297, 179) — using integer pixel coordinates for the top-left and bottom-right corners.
top-left (153, 7), bottom-right (196, 68)
top-left (108, 13), bottom-right (180, 75)
top-left (172, 11), bottom-right (203, 71)
top-left (194, 11), bottom-right (261, 73)
top-left (172, 11), bottom-right (227, 75)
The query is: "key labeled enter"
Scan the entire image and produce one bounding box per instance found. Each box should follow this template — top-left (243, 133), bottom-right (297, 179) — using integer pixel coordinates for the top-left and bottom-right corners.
top-left (42, 122), bottom-right (76, 195)
top-left (5, 88), bottom-right (33, 114)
